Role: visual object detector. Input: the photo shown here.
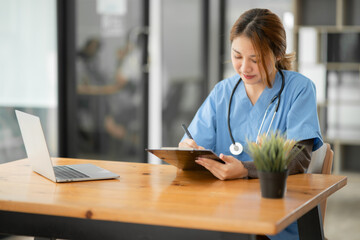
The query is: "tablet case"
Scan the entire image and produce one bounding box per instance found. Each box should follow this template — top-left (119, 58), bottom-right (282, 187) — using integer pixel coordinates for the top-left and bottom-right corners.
top-left (146, 148), bottom-right (224, 170)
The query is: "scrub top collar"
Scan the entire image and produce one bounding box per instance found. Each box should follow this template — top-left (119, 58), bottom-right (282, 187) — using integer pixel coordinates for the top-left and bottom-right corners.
top-left (235, 71), bottom-right (283, 117)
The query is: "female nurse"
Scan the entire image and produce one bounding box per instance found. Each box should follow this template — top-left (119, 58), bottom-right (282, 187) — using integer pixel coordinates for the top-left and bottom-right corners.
top-left (178, 8), bottom-right (323, 240)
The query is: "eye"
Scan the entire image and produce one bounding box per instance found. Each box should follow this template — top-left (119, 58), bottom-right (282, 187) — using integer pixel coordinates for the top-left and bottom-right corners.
top-left (233, 54), bottom-right (242, 59)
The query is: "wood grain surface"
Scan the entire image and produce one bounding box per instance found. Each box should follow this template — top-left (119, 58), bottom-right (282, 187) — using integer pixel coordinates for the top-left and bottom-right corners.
top-left (0, 158), bottom-right (347, 235)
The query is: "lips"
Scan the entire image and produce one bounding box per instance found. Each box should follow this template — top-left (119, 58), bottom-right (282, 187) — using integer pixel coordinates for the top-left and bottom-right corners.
top-left (243, 74), bottom-right (255, 80)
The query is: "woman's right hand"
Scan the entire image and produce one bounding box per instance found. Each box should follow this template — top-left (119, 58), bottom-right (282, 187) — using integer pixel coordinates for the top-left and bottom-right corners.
top-left (178, 139), bottom-right (205, 150)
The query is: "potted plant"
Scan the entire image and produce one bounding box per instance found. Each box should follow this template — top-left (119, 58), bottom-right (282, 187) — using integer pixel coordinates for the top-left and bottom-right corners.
top-left (247, 132), bottom-right (303, 199)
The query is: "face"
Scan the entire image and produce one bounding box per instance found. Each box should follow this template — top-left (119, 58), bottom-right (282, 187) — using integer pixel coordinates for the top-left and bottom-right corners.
top-left (88, 40), bottom-right (100, 56)
top-left (231, 36), bottom-right (265, 87)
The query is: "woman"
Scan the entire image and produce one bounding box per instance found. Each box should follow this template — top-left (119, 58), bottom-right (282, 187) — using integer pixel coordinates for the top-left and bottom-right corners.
top-left (179, 8), bottom-right (323, 240)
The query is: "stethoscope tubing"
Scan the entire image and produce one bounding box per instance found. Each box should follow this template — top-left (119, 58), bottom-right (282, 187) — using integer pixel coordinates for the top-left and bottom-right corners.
top-left (228, 69), bottom-right (285, 154)
top-left (227, 78), bottom-right (243, 145)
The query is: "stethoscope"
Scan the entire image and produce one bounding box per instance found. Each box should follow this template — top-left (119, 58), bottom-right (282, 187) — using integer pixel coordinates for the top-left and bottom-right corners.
top-left (228, 69), bottom-right (285, 155)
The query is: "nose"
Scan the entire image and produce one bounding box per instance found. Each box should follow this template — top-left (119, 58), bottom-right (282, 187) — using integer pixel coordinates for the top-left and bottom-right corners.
top-left (241, 59), bottom-right (252, 73)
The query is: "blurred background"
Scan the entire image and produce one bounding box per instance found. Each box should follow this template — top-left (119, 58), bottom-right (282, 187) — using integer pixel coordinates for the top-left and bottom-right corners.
top-left (0, 0), bottom-right (359, 239)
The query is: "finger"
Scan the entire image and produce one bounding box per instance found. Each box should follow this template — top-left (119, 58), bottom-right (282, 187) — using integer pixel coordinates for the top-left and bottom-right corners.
top-left (196, 157), bottom-right (227, 176)
top-left (178, 139), bottom-right (198, 148)
top-left (196, 159), bottom-right (225, 180)
top-left (219, 154), bottom-right (236, 164)
top-left (197, 157), bottom-right (224, 168)
top-left (179, 139), bottom-right (206, 150)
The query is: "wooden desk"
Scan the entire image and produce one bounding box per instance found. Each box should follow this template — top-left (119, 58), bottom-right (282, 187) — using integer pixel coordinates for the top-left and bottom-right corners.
top-left (0, 158), bottom-right (347, 240)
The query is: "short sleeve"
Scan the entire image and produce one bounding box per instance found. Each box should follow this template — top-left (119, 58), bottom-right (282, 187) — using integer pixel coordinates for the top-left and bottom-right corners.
top-left (286, 80), bottom-right (323, 151)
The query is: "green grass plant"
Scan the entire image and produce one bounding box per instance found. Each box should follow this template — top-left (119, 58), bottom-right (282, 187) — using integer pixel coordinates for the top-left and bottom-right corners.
top-left (246, 132), bottom-right (303, 172)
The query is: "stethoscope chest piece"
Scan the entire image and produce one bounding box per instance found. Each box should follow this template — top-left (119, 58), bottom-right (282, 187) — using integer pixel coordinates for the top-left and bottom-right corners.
top-left (229, 142), bottom-right (243, 155)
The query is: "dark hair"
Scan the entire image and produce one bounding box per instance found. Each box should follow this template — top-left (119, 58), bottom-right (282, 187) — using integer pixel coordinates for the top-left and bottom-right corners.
top-left (230, 8), bottom-right (295, 87)
top-left (78, 38), bottom-right (101, 59)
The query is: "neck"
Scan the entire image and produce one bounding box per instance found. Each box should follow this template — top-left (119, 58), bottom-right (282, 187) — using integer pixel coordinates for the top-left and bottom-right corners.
top-left (245, 70), bottom-right (279, 105)
top-left (245, 83), bottom-right (266, 105)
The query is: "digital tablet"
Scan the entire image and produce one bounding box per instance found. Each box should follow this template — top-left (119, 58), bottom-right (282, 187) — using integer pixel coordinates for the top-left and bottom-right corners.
top-left (146, 147), bottom-right (224, 170)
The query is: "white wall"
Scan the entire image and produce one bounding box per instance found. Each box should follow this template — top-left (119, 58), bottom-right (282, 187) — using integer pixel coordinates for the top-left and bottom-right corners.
top-left (0, 0), bottom-right (57, 108)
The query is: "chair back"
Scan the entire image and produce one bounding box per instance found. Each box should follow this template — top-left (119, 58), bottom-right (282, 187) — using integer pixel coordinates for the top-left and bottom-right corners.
top-left (308, 143), bottom-right (334, 226)
top-left (308, 143), bottom-right (333, 174)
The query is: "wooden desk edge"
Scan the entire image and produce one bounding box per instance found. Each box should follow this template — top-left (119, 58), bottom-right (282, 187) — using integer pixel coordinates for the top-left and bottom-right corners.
top-left (275, 174), bottom-right (347, 234)
top-left (0, 159), bottom-right (349, 236)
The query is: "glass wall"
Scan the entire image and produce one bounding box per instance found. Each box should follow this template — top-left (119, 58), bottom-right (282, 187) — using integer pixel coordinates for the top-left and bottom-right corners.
top-left (161, 0), bottom-right (206, 147)
top-left (75, 0), bottom-right (147, 162)
top-left (0, 0), bottom-right (58, 163)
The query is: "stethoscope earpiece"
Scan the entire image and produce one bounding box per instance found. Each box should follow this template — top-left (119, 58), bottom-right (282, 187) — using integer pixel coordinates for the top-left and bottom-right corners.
top-left (229, 142), bottom-right (243, 155)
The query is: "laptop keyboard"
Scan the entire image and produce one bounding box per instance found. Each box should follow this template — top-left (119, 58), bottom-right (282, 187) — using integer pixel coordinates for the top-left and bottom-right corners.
top-left (54, 165), bottom-right (89, 180)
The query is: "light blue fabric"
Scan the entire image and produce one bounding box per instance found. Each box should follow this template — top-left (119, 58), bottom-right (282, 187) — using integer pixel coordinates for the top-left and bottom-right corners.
top-left (181, 70), bottom-right (323, 240)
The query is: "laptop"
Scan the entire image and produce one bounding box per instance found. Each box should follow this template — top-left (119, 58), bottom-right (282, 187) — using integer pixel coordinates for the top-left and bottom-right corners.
top-left (15, 110), bottom-right (119, 183)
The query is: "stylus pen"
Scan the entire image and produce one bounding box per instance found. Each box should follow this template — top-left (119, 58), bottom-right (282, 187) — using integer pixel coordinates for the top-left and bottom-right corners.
top-left (181, 124), bottom-right (194, 140)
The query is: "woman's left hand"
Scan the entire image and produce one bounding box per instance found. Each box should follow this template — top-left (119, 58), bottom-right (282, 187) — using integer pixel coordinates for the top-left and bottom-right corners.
top-left (195, 154), bottom-right (248, 180)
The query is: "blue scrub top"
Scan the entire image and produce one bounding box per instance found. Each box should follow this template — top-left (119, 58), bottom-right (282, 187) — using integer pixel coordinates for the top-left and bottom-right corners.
top-left (183, 70), bottom-right (323, 162)
top-left (182, 70), bottom-right (323, 240)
